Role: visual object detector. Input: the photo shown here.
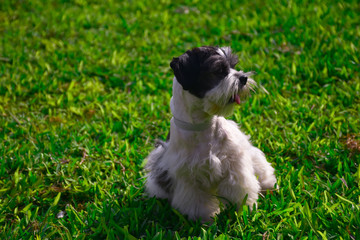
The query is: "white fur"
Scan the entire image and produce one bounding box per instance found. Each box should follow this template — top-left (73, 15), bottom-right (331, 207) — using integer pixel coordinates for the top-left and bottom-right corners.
top-left (145, 65), bottom-right (276, 222)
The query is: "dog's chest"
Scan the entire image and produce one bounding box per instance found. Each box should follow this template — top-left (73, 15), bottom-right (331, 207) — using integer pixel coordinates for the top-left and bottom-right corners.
top-left (174, 117), bottom-right (250, 186)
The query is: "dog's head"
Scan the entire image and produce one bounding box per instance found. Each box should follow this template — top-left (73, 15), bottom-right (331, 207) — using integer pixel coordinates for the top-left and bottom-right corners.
top-left (170, 46), bottom-right (256, 116)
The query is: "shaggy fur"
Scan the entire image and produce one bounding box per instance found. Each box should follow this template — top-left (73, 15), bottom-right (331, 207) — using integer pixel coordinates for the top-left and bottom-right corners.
top-left (145, 46), bottom-right (277, 221)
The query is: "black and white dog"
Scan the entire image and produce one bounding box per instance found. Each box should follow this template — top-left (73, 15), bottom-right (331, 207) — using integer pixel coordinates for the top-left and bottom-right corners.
top-left (145, 46), bottom-right (276, 221)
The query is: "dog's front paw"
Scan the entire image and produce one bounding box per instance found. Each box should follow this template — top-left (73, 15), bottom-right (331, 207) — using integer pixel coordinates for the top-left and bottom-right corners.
top-left (259, 174), bottom-right (277, 191)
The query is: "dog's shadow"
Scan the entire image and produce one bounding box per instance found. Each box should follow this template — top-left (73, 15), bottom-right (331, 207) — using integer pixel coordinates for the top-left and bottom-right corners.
top-left (115, 197), bottom-right (206, 238)
top-left (108, 195), bottom-right (245, 239)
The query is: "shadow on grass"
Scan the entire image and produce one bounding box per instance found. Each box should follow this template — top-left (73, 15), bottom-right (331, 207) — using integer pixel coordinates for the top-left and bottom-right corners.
top-left (77, 194), bottom-right (243, 239)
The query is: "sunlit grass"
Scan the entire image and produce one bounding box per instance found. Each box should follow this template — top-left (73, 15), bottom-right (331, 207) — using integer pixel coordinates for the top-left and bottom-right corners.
top-left (0, 0), bottom-right (359, 239)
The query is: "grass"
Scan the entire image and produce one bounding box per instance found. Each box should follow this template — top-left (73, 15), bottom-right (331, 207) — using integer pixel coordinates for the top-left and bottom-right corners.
top-left (0, 0), bottom-right (359, 239)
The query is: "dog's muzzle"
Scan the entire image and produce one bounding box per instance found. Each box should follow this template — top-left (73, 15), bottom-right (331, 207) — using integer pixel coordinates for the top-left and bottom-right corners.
top-left (229, 73), bottom-right (248, 104)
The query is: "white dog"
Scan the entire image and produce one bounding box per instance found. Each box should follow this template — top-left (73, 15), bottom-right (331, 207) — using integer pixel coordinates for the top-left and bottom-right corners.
top-left (145, 46), bottom-right (277, 221)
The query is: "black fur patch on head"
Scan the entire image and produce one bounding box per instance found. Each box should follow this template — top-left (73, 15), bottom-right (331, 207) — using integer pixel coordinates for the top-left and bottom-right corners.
top-left (170, 46), bottom-right (238, 98)
top-left (219, 47), bottom-right (239, 68)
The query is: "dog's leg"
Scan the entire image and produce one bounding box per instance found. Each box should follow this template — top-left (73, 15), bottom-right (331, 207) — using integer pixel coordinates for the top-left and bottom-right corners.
top-left (217, 160), bottom-right (260, 211)
top-left (250, 147), bottom-right (277, 191)
top-left (171, 179), bottom-right (219, 222)
top-left (145, 172), bottom-right (170, 199)
top-left (145, 143), bottom-right (171, 199)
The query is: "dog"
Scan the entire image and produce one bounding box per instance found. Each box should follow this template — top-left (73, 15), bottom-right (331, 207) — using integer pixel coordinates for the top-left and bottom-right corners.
top-left (144, 46), bottom-right (277, 222)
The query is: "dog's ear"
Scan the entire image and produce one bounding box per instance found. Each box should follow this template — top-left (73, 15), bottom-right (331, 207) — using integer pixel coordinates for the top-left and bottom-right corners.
top-left (170, 46), bottom-right (223, 98)
top-left (170, 53), bottom-right (199, 91)
top-left (170, 57), bottom-right (182, 82)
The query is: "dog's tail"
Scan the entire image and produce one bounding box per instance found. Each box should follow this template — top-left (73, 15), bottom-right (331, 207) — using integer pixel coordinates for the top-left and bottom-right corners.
top-left (146, 139), bottom-right (168, 170)
top-left (154, 139), bottom-right (168, 149)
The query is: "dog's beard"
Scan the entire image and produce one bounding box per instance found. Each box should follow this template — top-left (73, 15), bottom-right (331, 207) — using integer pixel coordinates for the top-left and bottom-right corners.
top-left (203, 71), bottom-right (257, 116)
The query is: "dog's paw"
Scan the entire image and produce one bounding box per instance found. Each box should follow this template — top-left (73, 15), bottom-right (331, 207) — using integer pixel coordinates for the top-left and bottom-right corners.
top-left (259, 174), bottom-right (277, 191)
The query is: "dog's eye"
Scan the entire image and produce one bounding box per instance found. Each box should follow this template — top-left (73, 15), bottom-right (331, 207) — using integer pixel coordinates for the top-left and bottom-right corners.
top-left (208, 58), bottom-right (229, 76)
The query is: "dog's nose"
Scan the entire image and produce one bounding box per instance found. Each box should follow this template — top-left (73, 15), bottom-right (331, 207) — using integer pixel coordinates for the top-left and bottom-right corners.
top-left (239, 76), bottom-right (247, 85)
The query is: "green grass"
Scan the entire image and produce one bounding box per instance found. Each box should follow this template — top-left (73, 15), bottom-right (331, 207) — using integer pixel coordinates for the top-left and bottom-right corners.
top-left (1, 0), bottom-right (359, 239)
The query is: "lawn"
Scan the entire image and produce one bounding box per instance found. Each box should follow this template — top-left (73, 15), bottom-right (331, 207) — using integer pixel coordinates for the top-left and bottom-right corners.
top-left (0, 0), bottom-right (359, 239)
